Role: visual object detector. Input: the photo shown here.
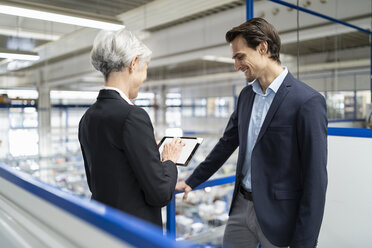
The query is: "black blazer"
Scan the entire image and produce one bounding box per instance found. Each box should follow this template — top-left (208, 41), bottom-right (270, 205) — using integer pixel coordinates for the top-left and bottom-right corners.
top-left (186, 72), bottom-right (328, 247)
top-left (78, 89), bottom-right (177, 226)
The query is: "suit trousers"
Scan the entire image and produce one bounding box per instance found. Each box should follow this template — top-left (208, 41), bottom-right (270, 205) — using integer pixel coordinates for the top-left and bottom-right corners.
top-left (223, 191), bottom-right (286, 248)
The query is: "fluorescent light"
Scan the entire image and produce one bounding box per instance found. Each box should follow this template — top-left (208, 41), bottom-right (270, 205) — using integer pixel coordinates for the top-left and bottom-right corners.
top-left (0, 52), bottom-right (39, 61)
top-left (0, 5), bottom-right (125, 30)
top-left (202, 55), bottom-right (235, 64)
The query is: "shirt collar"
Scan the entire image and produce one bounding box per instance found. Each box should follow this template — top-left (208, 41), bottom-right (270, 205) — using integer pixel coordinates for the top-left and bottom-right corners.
top-left (102, 86), bottom-right (133, 105)
top-left (248, 67), bottom-right (288, 96)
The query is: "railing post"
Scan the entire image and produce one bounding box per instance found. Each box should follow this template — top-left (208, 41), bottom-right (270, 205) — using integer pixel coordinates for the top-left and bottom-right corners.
top-left (166, 193), bottom-right (176, 239)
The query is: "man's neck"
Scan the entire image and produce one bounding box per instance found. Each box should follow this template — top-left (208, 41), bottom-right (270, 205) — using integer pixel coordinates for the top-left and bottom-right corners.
top-left (257, 62), bottom-right (284, 94)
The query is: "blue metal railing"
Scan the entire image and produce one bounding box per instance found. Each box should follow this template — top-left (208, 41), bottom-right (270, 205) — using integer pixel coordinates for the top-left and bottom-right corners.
top-left (328, 127), bottom-right (372, 138)
top-left (0, 163), bottom-right (189, 248)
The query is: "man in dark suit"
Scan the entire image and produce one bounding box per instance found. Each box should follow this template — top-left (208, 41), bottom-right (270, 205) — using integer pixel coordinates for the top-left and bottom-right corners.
top-left (79, 28), bottom-right (184, 227)
top-left (176, 18), bottom-right (328, 247)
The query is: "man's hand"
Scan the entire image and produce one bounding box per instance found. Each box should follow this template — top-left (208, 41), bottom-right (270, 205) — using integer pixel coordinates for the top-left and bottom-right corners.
top-left (175, 181), bottom-right (192, 200)
top-left (161, 137), bottom-right (184, 164)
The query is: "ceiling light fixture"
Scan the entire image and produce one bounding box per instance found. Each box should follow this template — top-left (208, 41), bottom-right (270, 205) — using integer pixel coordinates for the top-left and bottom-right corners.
top-left (0, 4), bottom-right (125, 30)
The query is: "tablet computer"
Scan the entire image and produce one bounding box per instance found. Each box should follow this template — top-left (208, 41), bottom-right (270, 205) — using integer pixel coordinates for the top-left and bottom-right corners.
top-left (158, 136), bottom-right (203, 166)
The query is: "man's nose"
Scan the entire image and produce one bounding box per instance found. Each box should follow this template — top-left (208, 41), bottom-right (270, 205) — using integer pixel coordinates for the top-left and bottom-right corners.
top-left (234, 60), bottom-right (241, 71)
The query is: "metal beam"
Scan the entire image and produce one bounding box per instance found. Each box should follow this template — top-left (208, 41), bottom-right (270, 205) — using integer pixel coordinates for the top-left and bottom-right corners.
top-left (269, 0), bottom-right (372, 35)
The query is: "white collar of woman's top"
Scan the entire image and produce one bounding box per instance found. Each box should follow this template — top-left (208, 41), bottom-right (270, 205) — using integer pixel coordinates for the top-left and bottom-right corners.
top-left (102, 86), bottom-right (133, 105)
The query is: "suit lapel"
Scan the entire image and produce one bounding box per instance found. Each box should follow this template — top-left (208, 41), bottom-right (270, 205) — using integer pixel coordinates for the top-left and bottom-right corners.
top-left (255, 74), bottom-right (292, 145)
top-left (237, 87), bottom-right (255, 172)
top-left (241, 88), bottom-right (255, 147)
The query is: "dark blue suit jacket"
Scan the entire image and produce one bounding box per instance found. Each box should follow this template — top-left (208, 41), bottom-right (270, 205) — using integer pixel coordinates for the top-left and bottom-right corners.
top-left (186, 72), bottom-right (328, 247)
top-left (79, 90), bottom-right (178, 226)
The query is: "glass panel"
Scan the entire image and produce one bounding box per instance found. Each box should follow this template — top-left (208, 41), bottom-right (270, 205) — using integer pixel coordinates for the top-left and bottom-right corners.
top-left (23, 107), bottom-right (38, 128)
top-left (9, 129), bottom-right (39, 156)
top-left (182, 107), bottom-right (193, 117)
top-left (166, 107), bottom-right (181, 127)
top-left (9, 108), bottom-right (23, 128)
top-left (356, 90), bottom-right (371, 119)
top-left (326, 91), bottom-right (355, 120)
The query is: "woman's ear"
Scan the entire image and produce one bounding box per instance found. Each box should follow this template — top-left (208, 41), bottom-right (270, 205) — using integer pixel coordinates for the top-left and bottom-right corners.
top-left (129, 56), bottom-right (139, 73)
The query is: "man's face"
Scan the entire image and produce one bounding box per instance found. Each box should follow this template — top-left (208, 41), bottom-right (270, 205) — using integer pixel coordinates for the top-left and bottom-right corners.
top-left (231, 35), bottom-right (264, 82)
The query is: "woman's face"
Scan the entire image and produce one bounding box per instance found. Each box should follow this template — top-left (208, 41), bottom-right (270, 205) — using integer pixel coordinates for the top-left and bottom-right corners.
top-left (129, 61), bottom-right (148, 99)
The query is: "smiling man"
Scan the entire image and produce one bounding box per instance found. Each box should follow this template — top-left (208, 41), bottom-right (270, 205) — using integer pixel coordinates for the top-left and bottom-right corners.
top-left (176, 18), bottom-right (328, 248)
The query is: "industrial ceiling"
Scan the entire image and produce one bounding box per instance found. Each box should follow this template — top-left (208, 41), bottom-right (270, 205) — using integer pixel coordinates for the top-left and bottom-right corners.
top-left (0, 0), bottom-right (370, 91)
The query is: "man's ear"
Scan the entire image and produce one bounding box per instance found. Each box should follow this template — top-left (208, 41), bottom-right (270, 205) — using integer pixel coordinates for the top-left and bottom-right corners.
top-left (258, 41), bottom-right (268, 55)
top-left (129, 56), bottom-right (139, 72)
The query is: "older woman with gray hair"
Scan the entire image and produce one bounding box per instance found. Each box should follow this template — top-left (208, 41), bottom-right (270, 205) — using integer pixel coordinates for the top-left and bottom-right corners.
top-left (78, 28), bottom-right (184, 227)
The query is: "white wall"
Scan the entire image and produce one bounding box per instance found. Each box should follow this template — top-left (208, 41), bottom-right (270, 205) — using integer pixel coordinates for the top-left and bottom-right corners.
top-left (319, 135), bottom-right (372, 247)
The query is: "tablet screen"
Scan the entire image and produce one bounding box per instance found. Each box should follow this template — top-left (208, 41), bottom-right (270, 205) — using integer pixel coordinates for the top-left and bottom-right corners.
top-left (158, 137), bottom-right (203, 166)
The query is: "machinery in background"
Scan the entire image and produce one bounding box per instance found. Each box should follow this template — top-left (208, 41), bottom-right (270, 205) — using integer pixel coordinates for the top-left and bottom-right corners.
top-left (0, 94), bottom-right (10, 104)
top-left (0, 93), bottom-right (37, 107)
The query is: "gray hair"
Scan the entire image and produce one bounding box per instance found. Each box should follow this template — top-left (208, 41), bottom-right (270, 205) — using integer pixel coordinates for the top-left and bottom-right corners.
top-left (90, 28), bottom-right (152, 80)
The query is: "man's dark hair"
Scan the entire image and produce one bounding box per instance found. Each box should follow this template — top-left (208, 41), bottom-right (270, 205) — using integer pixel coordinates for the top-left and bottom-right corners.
top-left (226, 17), bottom-right (281, 63)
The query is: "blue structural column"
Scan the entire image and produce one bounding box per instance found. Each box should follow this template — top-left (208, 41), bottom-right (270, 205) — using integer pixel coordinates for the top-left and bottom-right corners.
top-left (245, 0), bottom-right (254, 86)
top-left (246, 0), bottom-right (253, 20)
top-left (166, 194), bottom-right (176, 239)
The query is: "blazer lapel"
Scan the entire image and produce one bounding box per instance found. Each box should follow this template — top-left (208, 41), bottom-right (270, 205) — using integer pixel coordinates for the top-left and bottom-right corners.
top-left (241, 88), bottom-right (256, 147)
top-left (237, 87), bottom-right (255, 172)
top-left (255, 74), bottom-right (292, 145)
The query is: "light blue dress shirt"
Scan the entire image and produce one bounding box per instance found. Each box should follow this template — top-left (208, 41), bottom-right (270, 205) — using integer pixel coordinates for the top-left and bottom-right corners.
top-left (242, 67), bottom-right (288, 191)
